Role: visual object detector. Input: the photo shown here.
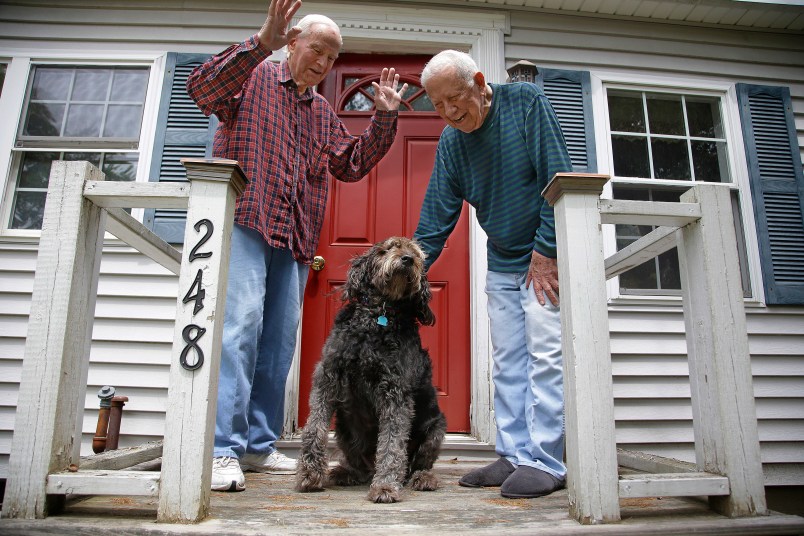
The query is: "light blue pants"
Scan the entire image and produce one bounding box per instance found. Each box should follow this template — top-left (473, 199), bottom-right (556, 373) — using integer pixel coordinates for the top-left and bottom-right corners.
top-left (486, 270), bottom-right (566, 479)
top-left (213, 224), bottom-right (309, 459)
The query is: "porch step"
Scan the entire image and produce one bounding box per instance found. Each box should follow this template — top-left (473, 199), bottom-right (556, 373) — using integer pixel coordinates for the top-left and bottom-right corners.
top-left (276, 433), bottom-right (497, 462)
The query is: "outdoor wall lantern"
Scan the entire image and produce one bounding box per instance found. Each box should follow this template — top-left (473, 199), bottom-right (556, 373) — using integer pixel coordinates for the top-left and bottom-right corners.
top-left (506, 59), bottom-right (539, 83)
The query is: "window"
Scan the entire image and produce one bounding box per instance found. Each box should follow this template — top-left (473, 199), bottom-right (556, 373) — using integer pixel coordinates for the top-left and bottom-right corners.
top-left (606, 87), bottom-right (750, 296)
top-left (340, 75), bottom-right (434, 113)
top-left (0, 63), bottom-right (7, 96)
top-left (8, 65), bottom-right (150, 230)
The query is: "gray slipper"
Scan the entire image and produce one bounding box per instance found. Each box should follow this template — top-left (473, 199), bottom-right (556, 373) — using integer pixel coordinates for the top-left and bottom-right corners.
top-left (458, 457), bottom-right (515, 488)
top-left (500, 465), bottom-right (564, 498)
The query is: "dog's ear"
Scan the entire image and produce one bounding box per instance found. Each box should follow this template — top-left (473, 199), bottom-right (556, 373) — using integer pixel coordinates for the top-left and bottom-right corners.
top-left (414, 273), bottom-right (436, 326)
top-left (341, 247), bottom-right (373, 301)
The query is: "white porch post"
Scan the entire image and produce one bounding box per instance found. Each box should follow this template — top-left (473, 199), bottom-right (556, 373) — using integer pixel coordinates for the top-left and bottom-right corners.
top-left (157, 160), bottom-right (246, 523)
top-left (543, 173), bottom-right (620, 524)
top-left (676, 184), bottom-right (767, 517)
top-left (3, 161), bottom-right (106, 519)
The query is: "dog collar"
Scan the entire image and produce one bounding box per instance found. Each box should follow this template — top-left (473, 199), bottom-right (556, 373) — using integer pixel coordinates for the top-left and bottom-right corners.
top-left (357, 295), bottom-right (398, 327)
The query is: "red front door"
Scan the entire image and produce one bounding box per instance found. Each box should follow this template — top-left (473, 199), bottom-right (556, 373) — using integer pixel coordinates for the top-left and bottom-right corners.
top-left (298, 54), bottom-right (471, 432)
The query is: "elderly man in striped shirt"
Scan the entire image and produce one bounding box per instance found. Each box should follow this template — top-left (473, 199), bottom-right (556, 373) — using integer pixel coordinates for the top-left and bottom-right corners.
top-left (414, 50), bottom-right (573, 499)
top-left (187, 0), bottom-right (408, 492)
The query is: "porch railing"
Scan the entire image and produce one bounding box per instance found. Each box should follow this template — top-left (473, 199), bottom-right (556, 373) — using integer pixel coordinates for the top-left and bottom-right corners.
top-left (1, 165), bottom-right (767, 526)
top-left (2, 159), bottom-right (246, 523)
top-left (545, 173), bottom-right (767, 524)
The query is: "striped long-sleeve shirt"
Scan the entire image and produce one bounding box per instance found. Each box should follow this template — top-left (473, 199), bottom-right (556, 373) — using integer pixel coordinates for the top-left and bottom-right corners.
top-left (414, 82), bottom-right (572, 273)
top-left (186, 35), bottom-right (398, 264)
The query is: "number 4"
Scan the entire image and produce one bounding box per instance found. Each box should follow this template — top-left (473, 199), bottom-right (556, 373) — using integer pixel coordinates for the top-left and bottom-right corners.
top-left (183, 269), bottom-right (206, 315)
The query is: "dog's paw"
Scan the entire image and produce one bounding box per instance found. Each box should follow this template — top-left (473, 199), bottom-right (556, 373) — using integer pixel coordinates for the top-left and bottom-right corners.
top-left (295, 469), bottom-right (327, 493)
top-left (367, 483), bottom-right (402, 503)
top-left (409, 470), bottom-right (439, 491)
top-left (327, 464), bottom-right (366, 486)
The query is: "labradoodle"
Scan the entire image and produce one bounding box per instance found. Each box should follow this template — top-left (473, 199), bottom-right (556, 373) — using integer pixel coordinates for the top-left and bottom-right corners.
top-left (296, 236), bottom-right (447, 503)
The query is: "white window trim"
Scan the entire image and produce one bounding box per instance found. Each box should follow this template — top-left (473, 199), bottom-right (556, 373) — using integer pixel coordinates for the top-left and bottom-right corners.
top-left (590, 71), bottom-right (765, 306)
top-left (0, 51), bottom-right (166, 239)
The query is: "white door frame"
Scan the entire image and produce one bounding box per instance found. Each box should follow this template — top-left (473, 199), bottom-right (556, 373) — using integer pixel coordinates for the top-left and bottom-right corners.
top-left (284, 2), bottom-right (509, 445)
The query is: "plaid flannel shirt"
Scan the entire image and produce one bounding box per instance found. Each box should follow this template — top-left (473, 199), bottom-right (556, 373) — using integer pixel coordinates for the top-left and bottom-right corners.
top-left (187, 35), bottom-right (398, 264)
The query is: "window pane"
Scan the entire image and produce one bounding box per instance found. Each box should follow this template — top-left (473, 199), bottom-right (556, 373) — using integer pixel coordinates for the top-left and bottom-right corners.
top-left (658, 249), bottom-right (681, 289)
top-left (104, 104), bottom-right (143, 138)
top-left (411, 92), bottom-right (435, 111)
top-left (0, 64), bottom-right (7, 96)
top-left (646, 94), bottom-right (684, 135)
top-left (10, 151), bottom-right (138, 230)
top-left (19, 152), bottom-right (60, 188)
top-left (345, 91), bottom-right (373, 111)
top-left (72, 69), bottom-right (111, 101)
top-left (21, 65), bottom-right (149, 142)
top-left (23, 102), bottom-right (65, 136)
top-left (692, 140), bottom-right (730, 183)
top-left (401, 84), bottom-right (420, 101)
top-left (110, 69), bottom-right (148, 101)
top-left (616, 238), bottom-right (658, 289)
top-left (63, 152), bottom-right (102, 167)
top-left (687, 97), bottom-right (723, 138)
top-left (608, 92), bottom-right (645, 133)
top-left (64, 103), bottom-right (104, 136)
top-left (10, 191), bottom-right (47, 229)
top-left (650, 189), bottom-right (682, 202)
top-left (31, 67), bottom-right (72, 100)
top-left (612, 135), bottom-right (650, 177)
top-left (344, 77), bottom-right (360, 90)
top-left (102, 152), bottom-right (138, 181)
top-left (651, 138), bottom-right (691, 180)
top-left (613, 186), bottom-right (682, 293)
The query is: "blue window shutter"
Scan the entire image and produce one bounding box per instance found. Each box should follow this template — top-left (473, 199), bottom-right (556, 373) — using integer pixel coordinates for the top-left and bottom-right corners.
top-left (536, 68), bottom-right (597, 173)
top-left (145, 52), bottom-right (216, 243)
top-left (736, 84), bottom-right (804, 305)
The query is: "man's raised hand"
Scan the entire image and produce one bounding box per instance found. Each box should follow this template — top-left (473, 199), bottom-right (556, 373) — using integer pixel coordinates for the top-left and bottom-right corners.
top-left (258, 0), bottom-right (303, 51)
top-left (372, 68), bottom-right (409, 112)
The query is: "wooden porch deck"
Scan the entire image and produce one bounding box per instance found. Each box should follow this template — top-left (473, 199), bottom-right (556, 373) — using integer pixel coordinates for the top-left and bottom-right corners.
top-left (1, 458), bottom-right (802, 535)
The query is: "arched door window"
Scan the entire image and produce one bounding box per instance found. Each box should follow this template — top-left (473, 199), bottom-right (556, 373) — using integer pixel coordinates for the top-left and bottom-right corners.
top-left (338, 75), bottom-right (435, 113)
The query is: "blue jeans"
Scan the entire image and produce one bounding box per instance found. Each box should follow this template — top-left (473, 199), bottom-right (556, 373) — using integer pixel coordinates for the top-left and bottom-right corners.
top-left (213, 224), bottom-right (309, 459)
top-left (486, 270), bottom-right (565, 479)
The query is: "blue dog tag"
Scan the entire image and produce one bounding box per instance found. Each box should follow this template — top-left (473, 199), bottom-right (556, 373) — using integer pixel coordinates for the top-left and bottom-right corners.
top-left (377, 315), bottom-right (388, 326)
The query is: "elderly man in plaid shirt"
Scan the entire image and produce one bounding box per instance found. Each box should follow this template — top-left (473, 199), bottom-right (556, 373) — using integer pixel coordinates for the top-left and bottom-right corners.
top-left (187, 0), bottom-right (408, 492)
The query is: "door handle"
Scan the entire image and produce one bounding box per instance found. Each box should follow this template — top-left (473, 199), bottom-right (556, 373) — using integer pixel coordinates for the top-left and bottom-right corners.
top-left (311, 255), bottom-right (326, 271)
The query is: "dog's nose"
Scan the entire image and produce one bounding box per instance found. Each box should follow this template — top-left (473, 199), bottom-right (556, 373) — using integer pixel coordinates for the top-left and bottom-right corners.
top-left (401, 255), bottom-right (413, 266)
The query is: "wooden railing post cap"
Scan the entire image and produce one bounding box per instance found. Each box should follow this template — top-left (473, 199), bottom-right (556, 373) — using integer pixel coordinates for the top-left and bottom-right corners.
top-left (543, 173), bottom-right (610, 206)
top-left (180, 158), bottom-right (248, 197)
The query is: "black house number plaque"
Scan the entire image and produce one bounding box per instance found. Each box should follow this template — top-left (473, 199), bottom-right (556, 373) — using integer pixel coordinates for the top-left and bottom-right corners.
top-left (179, 218), bottom-right (214, 371)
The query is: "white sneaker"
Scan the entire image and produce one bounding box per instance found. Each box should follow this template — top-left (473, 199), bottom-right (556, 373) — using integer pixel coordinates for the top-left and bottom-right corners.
top-left (211, 456), bottom-right (245, 492)
top-left (241, 450), bottom-right (297, 474)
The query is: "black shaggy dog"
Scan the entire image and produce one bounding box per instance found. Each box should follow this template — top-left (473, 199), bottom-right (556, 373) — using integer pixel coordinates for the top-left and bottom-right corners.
top-left (296, 236), bottom-right (447, 503)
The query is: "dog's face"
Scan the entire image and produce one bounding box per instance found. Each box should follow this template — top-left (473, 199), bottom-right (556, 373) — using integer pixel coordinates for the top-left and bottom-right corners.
top-left (343, 236), bottom-right (434, 325)
top-left (366, 236), bottom-right (426, 301)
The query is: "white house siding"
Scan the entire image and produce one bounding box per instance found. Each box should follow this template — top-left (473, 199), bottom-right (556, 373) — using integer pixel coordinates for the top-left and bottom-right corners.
top-left (0, 242), bottom-right (177, 476)
top-left (0, 0), bottom-right (802, 488)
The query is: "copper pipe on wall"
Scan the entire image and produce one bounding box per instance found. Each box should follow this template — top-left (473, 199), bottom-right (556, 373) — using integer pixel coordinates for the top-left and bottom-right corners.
top-left (106, 396), bottom-right (129, 451)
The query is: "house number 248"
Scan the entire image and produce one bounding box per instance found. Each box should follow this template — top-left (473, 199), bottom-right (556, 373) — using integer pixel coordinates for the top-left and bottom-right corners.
top-left (180, 218), bottom-right (214, 371)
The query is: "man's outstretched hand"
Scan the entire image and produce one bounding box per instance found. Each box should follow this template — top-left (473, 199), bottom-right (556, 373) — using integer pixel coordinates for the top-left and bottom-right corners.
top-left (258, 0), bottom-right (303, 51)
top-left (372, 68), bottom-right (408, 112)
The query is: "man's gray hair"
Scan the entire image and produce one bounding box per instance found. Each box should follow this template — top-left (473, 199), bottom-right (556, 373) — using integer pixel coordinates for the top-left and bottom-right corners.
top-left (421, 50), bottom-right (478, 89)
top-left (296, 14), bottom-right (342, 45)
